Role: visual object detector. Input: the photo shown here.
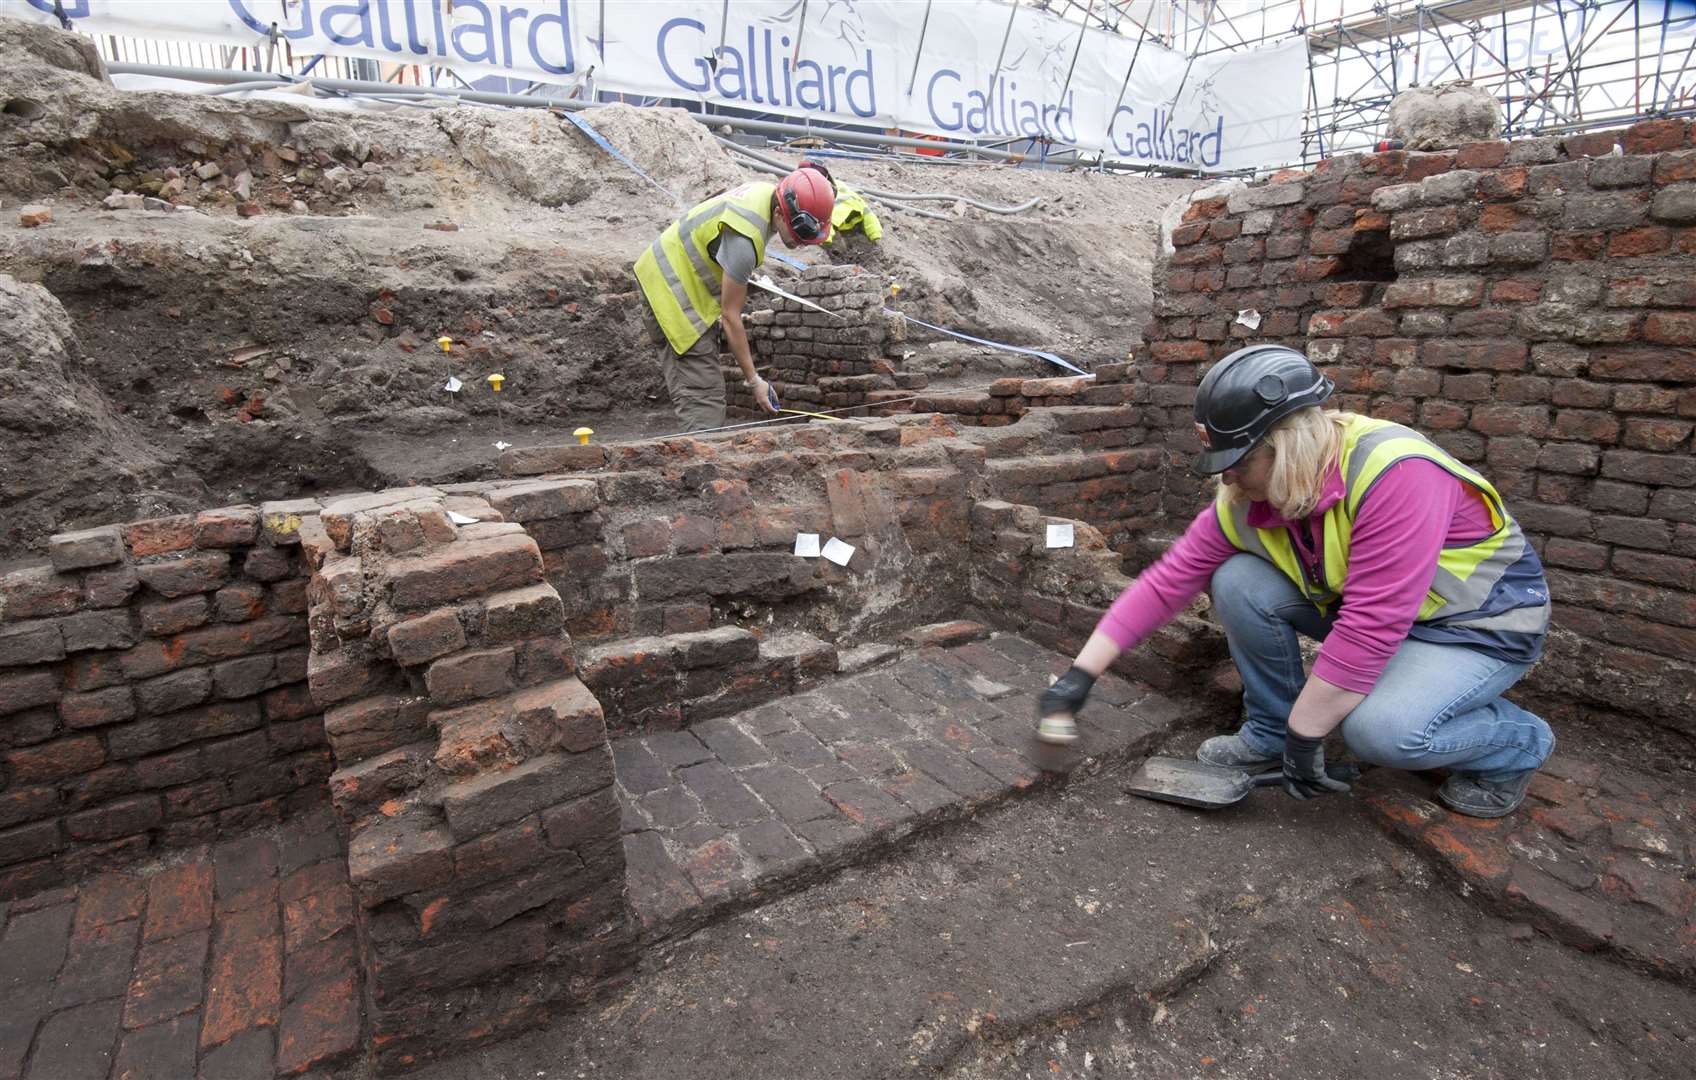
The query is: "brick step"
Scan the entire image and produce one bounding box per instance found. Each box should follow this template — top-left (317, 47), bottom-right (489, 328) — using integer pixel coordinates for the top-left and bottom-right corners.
top-left (578, 626), bottom-right (837, 738)
top-left (615, 633), bottom-right (1210, 944)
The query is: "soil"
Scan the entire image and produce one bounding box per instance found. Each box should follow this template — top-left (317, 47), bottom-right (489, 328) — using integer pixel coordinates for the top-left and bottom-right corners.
top-left (0, 15), bottom-right (1196, 560)
top-left (378, 719), bottom-right (1696, 1080)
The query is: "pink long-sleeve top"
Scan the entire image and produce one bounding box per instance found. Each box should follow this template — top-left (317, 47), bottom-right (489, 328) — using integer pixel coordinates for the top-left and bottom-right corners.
top-left (1097, 459), bottom-right (1497, 693)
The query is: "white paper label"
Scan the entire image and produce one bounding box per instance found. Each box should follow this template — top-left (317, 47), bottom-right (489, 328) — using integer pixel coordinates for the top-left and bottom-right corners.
top-left (1046, 522), bottom-right (1075, 549)
top-left (443, 376), bottom-right (463, 393)
top-left (821, 537), bottom-right (856, 566)
top-left (1235, 309), bottom-right (1262, 330)
top-left (447, 511), bottom-right (479, 525)
top-left (793, 532), bottom-right (821, 558)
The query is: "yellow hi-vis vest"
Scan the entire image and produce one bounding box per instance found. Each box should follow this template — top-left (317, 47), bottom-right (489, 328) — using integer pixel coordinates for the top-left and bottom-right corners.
top-left (634, 181), bottom-right (774, 355)
top-left (1214, 415), bottom-right (1550, 636)
top-left (826, 186), bottom-right (882, 243)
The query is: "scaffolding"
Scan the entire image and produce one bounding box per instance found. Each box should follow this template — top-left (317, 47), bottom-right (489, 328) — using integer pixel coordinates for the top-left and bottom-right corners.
top-left (1039, 0), bottom-right (1696, 164)
top-left (66, 1), bottom-right (1696, 173)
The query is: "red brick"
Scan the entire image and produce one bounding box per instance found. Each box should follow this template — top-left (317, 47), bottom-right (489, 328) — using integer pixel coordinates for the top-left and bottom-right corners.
top-left (136, 552), bottom-right (232, 599)
top-left (387, 608), bottom-right (466, 667)
top-left (1644, 312), bottom-right (1696, 345)
top-left (277, 973), bottom-right (360, 1073)
top-left (124, 929), bottom-right (208, 1029)
top-left (1477, 204), bottom-right (1528, 232)
top-left (5, 735), bottom-right (104, 783)
top-left (1425, 339), bottom-right (1527, 371)
top-left (194, 507), bottom-right (260, 549)
top-left (201, 905), bottom-right (282, 1048)
top-left (1622, 417), bottom-right (1694, 452)
top-left (1551, 232), bottom-right (1604, 260)
top-left (1486, 279), bottom-right (1538, 303)
top-left (1622, 118), bottom-right (1689, 154)
top-left (1607, 227), bottom-right (1672, 256)
top-left (124, 516), bottom-right (195, 557)
top-left (1454, 142), bottom-right (1508, 169)
top-left (386, 534), bottom-right (544, 610)
top-left (1553, 409), bottom-right (1621, 443)
top-left (1590, 347), bottom-right (1696, 382)
top-left (144, 860), bottom-right (213, 942)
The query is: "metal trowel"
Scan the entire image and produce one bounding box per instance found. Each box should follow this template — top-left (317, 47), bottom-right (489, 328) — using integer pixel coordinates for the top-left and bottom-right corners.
top-left (1124, 758), bottom-right (1362, 809)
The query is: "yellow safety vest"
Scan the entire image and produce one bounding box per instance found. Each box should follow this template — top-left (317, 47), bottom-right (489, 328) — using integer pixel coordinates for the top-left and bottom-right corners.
top-left (635, 182), bottom-right (774, 354)
top-left (1214, 415), bottom-right (1550, 635)
top-left (826, 187), bottom-right (882, 243)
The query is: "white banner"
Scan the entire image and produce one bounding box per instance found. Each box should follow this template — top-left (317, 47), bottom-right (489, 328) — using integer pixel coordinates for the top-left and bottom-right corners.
top-left (6, 0), bottom-right (1308, 171)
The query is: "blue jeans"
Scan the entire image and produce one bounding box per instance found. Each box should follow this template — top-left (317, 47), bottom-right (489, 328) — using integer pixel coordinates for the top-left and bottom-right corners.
top-left (1210, 553), bottom-right (1555, 780)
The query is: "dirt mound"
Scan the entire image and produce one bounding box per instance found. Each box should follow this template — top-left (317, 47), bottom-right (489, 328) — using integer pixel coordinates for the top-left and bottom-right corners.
top-left (0, 273), bottom-right (176, 559)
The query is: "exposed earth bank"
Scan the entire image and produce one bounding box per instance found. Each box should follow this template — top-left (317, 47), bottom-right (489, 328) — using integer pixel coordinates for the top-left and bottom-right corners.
top-left (0, 15), bottom-right (1196, 561)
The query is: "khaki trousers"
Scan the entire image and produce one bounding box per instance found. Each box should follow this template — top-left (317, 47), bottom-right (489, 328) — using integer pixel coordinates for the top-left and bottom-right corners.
top-left (644, 308), bottom-right (727, 433)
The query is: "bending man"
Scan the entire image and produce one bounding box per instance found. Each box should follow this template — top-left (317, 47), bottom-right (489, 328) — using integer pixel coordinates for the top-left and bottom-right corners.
top-left (633, 165), bottom-right (835, 432)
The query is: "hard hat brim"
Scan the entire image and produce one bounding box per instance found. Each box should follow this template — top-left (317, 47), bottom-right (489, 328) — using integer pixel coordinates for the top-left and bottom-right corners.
top-left (1193, 441), bottom-right (1254, 476)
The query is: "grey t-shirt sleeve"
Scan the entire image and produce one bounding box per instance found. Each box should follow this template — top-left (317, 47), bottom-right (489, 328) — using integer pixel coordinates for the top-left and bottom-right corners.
top-left (712, 231), bottom-right (760, 285)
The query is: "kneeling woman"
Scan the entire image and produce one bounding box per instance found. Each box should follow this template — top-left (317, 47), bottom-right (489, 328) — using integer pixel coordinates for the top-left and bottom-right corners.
top-left (1039, 344), bottom-right (1555, 818)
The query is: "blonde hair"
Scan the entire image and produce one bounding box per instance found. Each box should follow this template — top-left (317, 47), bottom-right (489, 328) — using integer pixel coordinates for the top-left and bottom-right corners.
top-left (1218, 408), bottom-right (1355, 519)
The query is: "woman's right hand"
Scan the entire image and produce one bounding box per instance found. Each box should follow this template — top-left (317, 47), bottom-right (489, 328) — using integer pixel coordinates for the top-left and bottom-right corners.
top-left (1036, 667), bottom-right (1096, 744)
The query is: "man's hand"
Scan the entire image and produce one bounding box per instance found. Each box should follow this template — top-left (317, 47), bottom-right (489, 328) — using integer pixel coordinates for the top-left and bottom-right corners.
top-left (751, 375), bottom-right (780, 415)
top-left (1282, 733), bottom-right (1353, 800)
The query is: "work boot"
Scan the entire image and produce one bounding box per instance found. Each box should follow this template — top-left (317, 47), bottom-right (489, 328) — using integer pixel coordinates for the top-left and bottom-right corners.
top-left (1437, 769), bottom-right (1537, 819)
top-left (1196, 734), bottom-right (1280, 771)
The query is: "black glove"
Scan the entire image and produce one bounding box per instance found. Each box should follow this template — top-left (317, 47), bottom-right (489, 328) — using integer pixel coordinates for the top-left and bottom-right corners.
top-left (1038, 666), bottom-right (1096, 720)
top-left (1282, 733), bottom-right (1353, 800)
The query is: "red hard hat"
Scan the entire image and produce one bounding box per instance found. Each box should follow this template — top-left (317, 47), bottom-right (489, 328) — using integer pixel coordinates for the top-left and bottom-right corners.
top-left (774, 167), bottom-right (835, 245)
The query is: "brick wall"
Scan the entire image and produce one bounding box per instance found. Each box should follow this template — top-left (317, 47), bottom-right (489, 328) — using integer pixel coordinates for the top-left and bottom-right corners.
top-left (1139, 117), bottom-right (1696, 732)
top-left (0, 504), bottom-right (329, 899)
top-left (294, 487), bottom-right (630, 1073)
top-left (738, 264), bottom-right (901, 418)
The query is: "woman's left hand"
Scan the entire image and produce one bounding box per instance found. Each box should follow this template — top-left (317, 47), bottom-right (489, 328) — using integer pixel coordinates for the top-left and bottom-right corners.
top-left (1282, 733), bottom-right (1353, 799)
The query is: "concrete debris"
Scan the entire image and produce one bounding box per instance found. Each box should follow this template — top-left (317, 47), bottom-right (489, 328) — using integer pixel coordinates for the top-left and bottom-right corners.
top-left (1387, 82), bottom-right (1503, 150)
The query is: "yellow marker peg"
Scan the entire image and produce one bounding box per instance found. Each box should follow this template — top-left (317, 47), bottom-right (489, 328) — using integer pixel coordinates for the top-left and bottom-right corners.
top-left (437, 336), bottom-right (454, 353)
top-left (574, 426), bottom-right (594, 445)
top-left (487, 373), bottom-right (505, 392)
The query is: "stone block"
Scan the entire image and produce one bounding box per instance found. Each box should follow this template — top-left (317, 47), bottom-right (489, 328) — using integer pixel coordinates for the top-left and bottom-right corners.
top-left (136, 552), bottom-right (232, 598)
top-left (388, 608), bottom-right (466, 667)
top-left (125, 516), bottom-right (197, 557)
top-left (59, 685), bottom-right (135, 729)
top-left (499, 442), bottom-right (607, 476)
top-left (323, 693), bottom-right (432, 765)
top-left (676, 626), bottom-right (760, 669)
top-left (306, 643), bottom-right (392, 707)
top-left (140, 595), bottom-right (211, 637)
top-left (485, 479), bottom-right (599, 522)
top-left (482, 583), bottom-right (565, 643)
top-left (760, 630), bottom-right (838, 682)
top-left (1, 566), bottom-right (81, 619)
top-left (0, 620), bottom-right (64, 666)
top-left (425, 647), bottom-right (515, 705)
top-left (387, 534), bottom-right (544, 610)
top-left (330, 743), bottom-right (431, 820)
top-left (348, 811), bottom-right (453, 907)
top-left (319, 488), bottom-right (442, 550)
top-left (260, 499), bottom-right (322, 546)
top-left (48, 526), bottom-right (125, 572)
top-left (0, 671), bottom-right (62, 717)
top-left (441, 749), bottom-right (613, 841)
top-left (433, 678), bottom-right (605, 777)
top-left (194, 507), bottom-right (261, 548)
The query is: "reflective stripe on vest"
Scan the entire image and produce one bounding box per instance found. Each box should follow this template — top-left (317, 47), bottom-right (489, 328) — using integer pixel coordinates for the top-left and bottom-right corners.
top-left (828, 187), bottom-right (882, 243)
top-left (1213, 415), bottom-right (1550, 635)
top-left (634, 182), bottom-right (774, 354)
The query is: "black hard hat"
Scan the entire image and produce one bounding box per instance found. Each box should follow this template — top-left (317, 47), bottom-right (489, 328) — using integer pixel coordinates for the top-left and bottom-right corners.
top-left (1193, 344), bottom-right (1334, 475)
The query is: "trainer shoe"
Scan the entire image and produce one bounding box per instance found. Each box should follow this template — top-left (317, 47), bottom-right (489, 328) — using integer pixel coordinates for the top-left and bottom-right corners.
top-left (1196, 734), bottom-right (1281, 770)
top-left (1036, 714), bottom-right (1078, 745)
top-left (1437, 768), bottom-right (1537, 819)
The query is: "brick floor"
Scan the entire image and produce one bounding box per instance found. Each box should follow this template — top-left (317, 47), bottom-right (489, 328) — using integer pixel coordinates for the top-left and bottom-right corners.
top-left (616, 634), bottom-right (1209, 939)
top-left (1363, 760), bottom-right (1696, 981)
top-left (0, 805), bottom-right (359, 1080)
